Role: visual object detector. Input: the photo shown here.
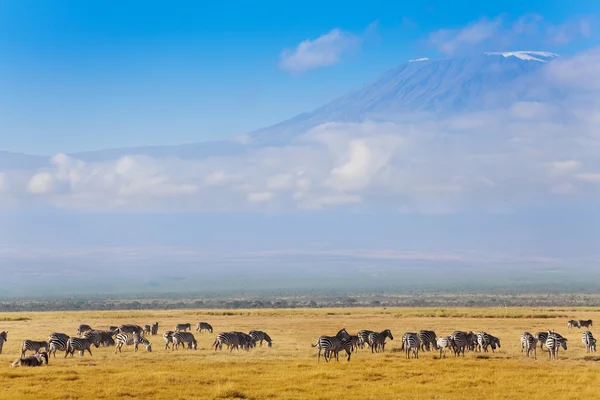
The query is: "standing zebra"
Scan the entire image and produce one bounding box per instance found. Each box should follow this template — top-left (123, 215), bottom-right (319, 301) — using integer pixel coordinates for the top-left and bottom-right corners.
top-left (534, 332), bottom-right (548, 350)
top-left (368, 329), bottom-right (394, 353)
top-left (213, 332), bottom-right (243, 352)
top-left (172, 332), bottom-right (197, 350)
top-left (48, 337), bottom-right (69, 358)
top-left (477, 332), bottom-right (501, 353)
top-left (357, 330), bottom-right (374, 349)
top-left (418, 330), bottom-right (438, 351)
top-left (11, 352), bottom-right (48, 367)
top-left (21, 340), bottom-right (49, 358)
top-left (436, 336), bottom-right (452, 359)
top-left (546, 331), bottom-right (568, 360)
top-left (115, 332), bottom-right (152, 353)
top-left (233, 332), bottom-right (255, 351)
top-left (582, 331), bottom-right (596, 352)
top-left (450, 331), bottom-right (469, 357)
top-left (175, 323), bottom-right (192, 332)
top-left (65, 337), bottom-right (96, 357)
top-left (249, 330), bottom-right (273, 348)
top-left (0, 331), bottom-right (7, 354)
top-left (163, 331), bottom-right (175, 350)
top-left (151, 322), bottom-right (159, 335)
top-left (196, 322), bottom-right (213, 333)
top-left (403, 332), bottom-right (420, 359)
top-left (579, 320), bottom-right (593, 329)
top-left (311, 328), bottom-right (351, 362)
top-left (521, 332), bottom-right (537, 359)
top-left (143, 325), bottom-right (152, 335)
top-left (77, 324), bottom-right (93, 336)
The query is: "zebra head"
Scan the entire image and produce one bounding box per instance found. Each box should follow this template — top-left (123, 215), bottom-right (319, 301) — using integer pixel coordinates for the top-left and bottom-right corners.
top-left (383, 329), bottom-right (394, 340)
top-left (0, 331), bottom-right (7, 341)
top-left (493, 337), bottom-right (501, 348)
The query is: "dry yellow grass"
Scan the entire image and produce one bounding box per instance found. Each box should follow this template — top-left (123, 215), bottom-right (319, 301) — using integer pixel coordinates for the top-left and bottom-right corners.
top-left (1, 307), bottom-right (600, 399)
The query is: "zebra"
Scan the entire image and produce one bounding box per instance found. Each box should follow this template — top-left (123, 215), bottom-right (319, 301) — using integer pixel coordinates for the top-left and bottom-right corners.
top-left (163, 331), bottom-right (175, 350)
top-left (403, 332), bottom-right (420, 359)
top-left (86, 330), bottom-right (115, 347)
top-left (546, 331), bottom-right (568, 360)
top-left (568, 320), bottom-right (579, 329)
top-left (357, 330), bottom-right (374, 349)
top-left (175, 323), bottom-right (192, 332)
top-left (77, 324), bottom-right (93, 336)
top-left (108, 326), bottom-right (118, 332)
top-left (172, 332), bottom-right (197, 350)
top-left (368, 329), bottom-right (393, 353)
top-left (11, 352), bottom-right (48, 367)
top-left (579, 320), bottom-right (593, 329)
top-left (48, 337), bottom-right (69, 358)
top-left (582, 331), bottom-right (596, 352)
top-left (233, 332), bottom-right (255, 351)
top-left (477, 332), bottom-right (501, 353)
top-left (311, 328), bottom-right (351, 362)
top-left (197, 322), bottom-right (213, 333)
top-left (21, 340), bottom-right (49, 358)
top-left (65, 337), bottom-right (96, 357)
top-left (436, 336), bottom-right (452, 358)
top-left (450, 331), bottom-right (469, 357)
top-left (521, 332), bottom-right (537, 359)
top-left (400, 332), bottom-right (417, 351)
top-left (418, 330), bottom-right (438, 351)
top-left (151, 322), bottom-right (159, 335)
top-left (115, 333), bottom-right (152, 353)
top-left (143, 325), bottom-right (152, 335)
top-left (534, 332), bottom-right (548, 350)
top-left (0, 331), bottom-right (7, 354)
top-left (213, 332), bottom-right (243, 352)
top-left (347, 335), bottom-right (361, 353)
top-left (117, 324), bottom-right (144, 336)
top-left (249, 330), bottom-right (273, 348)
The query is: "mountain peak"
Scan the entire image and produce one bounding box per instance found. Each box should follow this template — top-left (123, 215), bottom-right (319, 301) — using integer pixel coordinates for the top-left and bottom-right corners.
top-left (484, 51), bottom-right (559, 62)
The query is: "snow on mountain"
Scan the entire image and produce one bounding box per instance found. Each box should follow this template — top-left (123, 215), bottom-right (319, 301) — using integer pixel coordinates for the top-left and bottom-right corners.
top-left (484, 51), bottom-right (558, 62)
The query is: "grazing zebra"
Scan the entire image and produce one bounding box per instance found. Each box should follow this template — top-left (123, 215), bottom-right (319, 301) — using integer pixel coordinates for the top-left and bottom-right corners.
top-left (48, 337), bottom-right (69, 358)
top-left (117, 324), bottom-right (144, 336)
top-left (582, 331), bottom-right (596, 353)
top-left (175, 323), bottom-right (192, 332)
top-left (233, 332), bottom-right (256, 351)
top-left (11, 352), bottom-right (48, 367)
top-left (115, 333), bottom-right (152, 353)
top-left (197, 322), bottom-right (213, 333)
top-left (521, 332), bottom-right (537, 359)
top-left (77, 324), bottom-right (93, 336)
top-left (143, 325), bottom-right (152, 335)
top-left (21, 340), bottom-right (49, 358)
top-left (311, 328), bottom-right (351, 362)
top-left (546, 331), bottom-right (568, 360)
top-left (357, 330), bottom-right (374, 349)
top-left (65, 337), bottom-right (96, 357)
top-left (418, 330), bottom-right (438, 351)
top-left (450, 331), bottom-right (469, 357)
top-left (477, 332), bottom-right (501, 353)
top-left (534, 332), bottom-right (548, 350)
top-left (172, 332), bottom-right (197, 350)
top-left (436, 336), bottom-right (452, 358)
top-left (568, 320), bottom-right (579, 329)
top-left (0, 331), bottom-right (7, 354)
top-left (151, 322), bottom-right (159, 335)
top-left (403, 332), bottom-right (420, 359)
top-left (163, 331), bottom-right (175, 350)
top-left (368, 329), bottom-right (394, 353)
top-left (213, 332), bottom-right (243, 352)
top-left (249, 330), bottom-right (273, 348)
top-left (579, 320), bottom-right (593, 329)
top-left (466, 331), bottom-right (478, 352)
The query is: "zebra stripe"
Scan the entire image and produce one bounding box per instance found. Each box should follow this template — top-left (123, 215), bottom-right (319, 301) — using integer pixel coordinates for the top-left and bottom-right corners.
top-left (77, 324), bottom-right (93, 336)
top-left (0, 331), bottom-right (7, 354)
top-left (311, 328), bottom-right (351, 362)
top-left (175, 323), bottom-right (192, 332)
top-left (477, 332), bottom-right (501, 353)
top-left (213, 332), bottom-right (242, 352)
top-left (520, 332), bottom-right (537, 359)
top-left (368, 329), bottom-right (393, 353)
top-left (534, 332), bottom-right (548, 350)
top-left (117, 324), bottom-right (145, 336)
top-left (197, 322), bottom-right (213, 333)
top-left (65, 337), bottom-right (96, 357)
top-left (418, 330), bottom-right (438, 351)
top-left (21, 340), bottom-right (49, 358)
top-left (436, 336), bottom-right (452, 359)
top-left (249, 330), bottom-right (273, 348)
top-left (48, 338), bottom-right (68, 358)
top-left (357, 330), bottom-right (374, 349)
top-left (115, 333), bottom-right (152, 353)
top-left (143, 325), bottom-right (152, 335)
top-left (582, 331), bottom-right (596, 353)
top-left (400, 332), bottom-right (417, 352)
top-left (233, 332), bottom-right (256, 351)
top-left (403, 332), bottom-right (420, 359)
top-left (172, 332), bottom-right (197, 350)
top-left (567, 320), bottom-right (579, 329)
top-left (450, 331), bottom-right (469, 357)
top-left (546, 332), bottom-right (568, 360)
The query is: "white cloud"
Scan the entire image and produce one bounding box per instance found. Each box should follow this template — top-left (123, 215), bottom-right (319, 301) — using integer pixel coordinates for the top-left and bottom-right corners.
top-left (429, 17), bottom-right (503, 55)
top-left (28, 172), bottom-right (54, 194)
top-left (574, 173), bottom-right (600, 183)
top-left (279, 29), bottom-right (359, 73)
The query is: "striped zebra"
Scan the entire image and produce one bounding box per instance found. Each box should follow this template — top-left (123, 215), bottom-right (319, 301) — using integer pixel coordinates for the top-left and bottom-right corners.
top-left (213, 332), bottom-right (243, 352)
top-left (400, 332), bottom-right (417, 352)
top-left (233, 332), bottom-right (256, 351)
top-left (249, 330), bottom-right (273, 348)
top-left (418, 330), bottom-right (438, 351)
top-left (11, 352), bottom-right (48, 367)
top-left (521, 332), bottom-right (537, 359)
top-left (163, 331), bottom-right (175, 350)
top-left (115, 333), bottom-right (152, 353)
top-left (77, 324), bottom-right (93, 336)
top-left (21, 340), bottom-right (49, 358)
top-left (0, 331), bottom-right (7, 354)
top-left (477, 332), bottom-right (501, 353)
top-left (197, 322), bottom-right (213, 333)
top-left (151, 322), bottom-right (159, 335)
top-left (175, 323), bottom-right (192, 332)
top-left (436, 336), bottom-right (452, 359)
top-left (357, 330), bottom-right (374, 349)
top-left (466, 331), bottom-right (478, 352)
top-left (117, 324), bottom-right (144, 336)
top-left (172, 332), bottom-right (197, 350)
top-left (347, 335), bottom-right (361, 353)
top-left (579, 320), bottom-right (593, 329)
top-left (311, 328), bottom-right (351, 363)
top-left (65, 337), bottom-right (96, 357)
top-left (368, 329), bottom-right (393, 353)
top-left (546, 331), bottom-right (568, 360)
top-left (450, 331), bottom-right (469, 357)
top-left (403, 332), bottom-right (420, 359)
top-left (143, 325), bottom-right (152, 335)
top-left (582, 331), bottom-right (596, 353)
top-left (87, 330), bottom-right (115, 347)
top-left (567, 320), bottom-right (579, 329)
top-left (48, 337), bottom-right (69, 358)
top-left (534, 332), bottom-right (548, 350)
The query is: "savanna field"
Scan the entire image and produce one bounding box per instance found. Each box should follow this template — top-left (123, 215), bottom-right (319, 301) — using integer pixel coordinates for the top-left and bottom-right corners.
top-left (1, 308), bottom-right (600, 400)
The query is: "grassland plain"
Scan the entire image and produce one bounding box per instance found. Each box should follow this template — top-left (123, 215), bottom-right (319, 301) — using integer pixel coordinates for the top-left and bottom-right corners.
top-left (1, 308), bottom-right (600, 400)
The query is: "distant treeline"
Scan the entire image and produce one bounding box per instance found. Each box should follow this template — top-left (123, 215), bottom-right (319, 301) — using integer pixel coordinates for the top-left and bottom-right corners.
top-left (2, 292), bottom-right (600, 312)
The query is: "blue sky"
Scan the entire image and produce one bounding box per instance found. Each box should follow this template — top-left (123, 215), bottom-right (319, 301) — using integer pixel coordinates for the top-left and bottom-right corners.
top-left (1, 0), bottom-right (598, 154)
